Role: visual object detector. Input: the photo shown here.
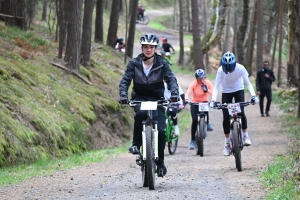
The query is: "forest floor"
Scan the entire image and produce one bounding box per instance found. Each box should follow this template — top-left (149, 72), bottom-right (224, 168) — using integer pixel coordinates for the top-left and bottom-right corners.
top-left (0, 8), bottom-right (288, 200)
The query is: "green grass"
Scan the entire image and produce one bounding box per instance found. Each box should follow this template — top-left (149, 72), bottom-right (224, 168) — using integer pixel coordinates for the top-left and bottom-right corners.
top-left (0, 141), bottom-right (130, 187)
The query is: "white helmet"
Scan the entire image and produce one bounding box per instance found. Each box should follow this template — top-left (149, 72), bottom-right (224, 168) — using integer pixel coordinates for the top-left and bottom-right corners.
top-left (140, 34), bottom-right (159, 46)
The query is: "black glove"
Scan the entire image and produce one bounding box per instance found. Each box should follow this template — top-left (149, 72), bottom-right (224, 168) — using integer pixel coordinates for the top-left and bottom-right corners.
top-left (202, 84), bottom-right (208, 93)
top-left (119, 97), bottom-right (129, 105)
top-left (170, 96), bottom-right (179, 103)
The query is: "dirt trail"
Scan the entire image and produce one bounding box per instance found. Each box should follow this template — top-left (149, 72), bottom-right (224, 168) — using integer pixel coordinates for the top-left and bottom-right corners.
top-left (0, 8), bottom-right (288, 200)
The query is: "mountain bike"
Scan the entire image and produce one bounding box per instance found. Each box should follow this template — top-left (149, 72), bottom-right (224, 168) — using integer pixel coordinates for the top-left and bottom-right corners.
top-left (214, 101), bottom-right (252, 171)
top-left (164, 104), bottom-right (179, 155)
top-left (127, 99), bottom-right (169, 190)
top-left (136, 14), bottom-right (149, 25)
top-left (189, 102), bottom-right (209, 157)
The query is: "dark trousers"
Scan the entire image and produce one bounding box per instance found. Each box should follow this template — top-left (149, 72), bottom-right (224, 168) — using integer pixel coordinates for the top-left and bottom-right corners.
top-left (190, 104), bottom-right (209, 140)
top-left (166, 104), bottom-right (182, 126)
top-left (222, 90), bottom-right (247, 134)
top-left (259, 88), bottom-right (272, 114)
top-left (132, 105), bottom-right (166, 161)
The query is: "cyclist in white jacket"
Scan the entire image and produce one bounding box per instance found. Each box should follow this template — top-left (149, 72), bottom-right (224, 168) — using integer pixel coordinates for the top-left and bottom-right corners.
top-left (211, 51), bottom-right (259, 156)
top-left (164, 79), bottom-right (185, 136)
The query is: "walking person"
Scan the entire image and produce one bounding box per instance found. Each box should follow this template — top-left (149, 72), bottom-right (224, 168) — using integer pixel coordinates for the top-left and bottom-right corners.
top-left (211, 52), bottom-right (259, 156)
top-left (256, 60), bottom-right (276, 117)
top-left (185, 69), bottom-right (214, 150)
top-left (119, 34), bottom-right (179, 177)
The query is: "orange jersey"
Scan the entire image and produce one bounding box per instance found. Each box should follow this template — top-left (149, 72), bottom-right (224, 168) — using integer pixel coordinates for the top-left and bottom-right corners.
top-left (185, 79), bottom-right (213, 102)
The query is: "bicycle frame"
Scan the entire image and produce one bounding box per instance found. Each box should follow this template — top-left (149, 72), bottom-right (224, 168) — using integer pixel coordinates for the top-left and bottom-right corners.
top-left (164, 104), bottom-right (179, 155)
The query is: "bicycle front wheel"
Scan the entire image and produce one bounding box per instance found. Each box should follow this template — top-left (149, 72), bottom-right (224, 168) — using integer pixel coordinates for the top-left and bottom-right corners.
top-left (141, 16), bottom-right (149, 25)
top-left (168, 125), bottom-right (178, 155)
top-left (145, 125), bottom-right (155, 190)
top-left (197, 118), bottom-right (205, 156)
top-left (233, 121), bottom-right (242, 171)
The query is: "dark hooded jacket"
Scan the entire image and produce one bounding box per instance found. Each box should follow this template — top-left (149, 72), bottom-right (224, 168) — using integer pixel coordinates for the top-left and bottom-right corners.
top-left (256, 67), bottom-right (276, 91)
top-left (119, 53), bottom-right (178, 101)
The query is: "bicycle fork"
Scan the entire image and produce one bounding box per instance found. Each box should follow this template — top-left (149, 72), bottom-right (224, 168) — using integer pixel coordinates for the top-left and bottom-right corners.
top-left (141, 123), bottom-right (159, 161)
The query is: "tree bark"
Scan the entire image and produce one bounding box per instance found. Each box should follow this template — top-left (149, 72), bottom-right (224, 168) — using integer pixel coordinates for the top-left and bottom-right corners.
top-left (287, 0), bottom-right (298, 86)
top-left (178, 0), bottom-right (184, 66)
top-left (58, 0), bottom-right (67, 59)
top-left (95, 0), bottom-right (104, 43)
top-left (256, 0), bottom-right (264, 76)
top-left (42, 0), bottom-right (48, 21)
top-left (80, 0), bottom-right (95, 67)
top-left (222, 0), bottom-right (233, 55)
top-left (3, 0), bottom-right (28, 30)
top-left (64, 0), bottom-right (83, 73)
top-left (191, 0), bottom-right (204, 70)
top-left (126, 0), bottom-right (138, 59)
top-left (246, 0), bottom-right (257, 74)
top-left (106, 0), bottom-right (121, 48)
top-left (277, 0), bottom-right (284, 87)
top-left (236, 0), bottom-right (249, 67)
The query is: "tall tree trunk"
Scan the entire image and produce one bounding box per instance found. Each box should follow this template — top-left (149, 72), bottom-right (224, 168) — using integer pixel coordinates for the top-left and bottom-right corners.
top-left (123, 0), bottom-right (128, 64)
top-left (95, 0), bottom-right (104, 43)
top-left (42, 0), bottom-right (48, 21)
top-left (58, 0), bottom-right (67, 59)
top-left (236, 0), bottom-right (249, 67)
top-left (295, 0), bottom-right (300, 117)
top-left (191, 0), bottom-right (204, 70)
top-left (187, 0), bottom-right (191, 32)
top-left (222, 0), bottom-right (233, 55)
top-left (64, 0), bottom-right (83, 73)
top-left (3, 0), bottom-right (28, 30)
top-left (245, 0), bottom-right (257, 74)
top-left (106, 0), bottom-right (121, 48)
top-left (80, 0), bottom-right (95, 67)
top-left (232, 0), bottom-right (239, 56)
top-left (271, 13), bottom-right (279, 71)
top-left (277, 0), bottom-right (284, 87)
top-left (178, 0), bottom-right (184, 66)
top-left (126, 0), bottom-right (138, 59)
top-left (287, 0), bottom-right (298, 86)
top-left (203, 0), bottom-right (209, 71)
top-left (256, 0), bottom-right (264, 75)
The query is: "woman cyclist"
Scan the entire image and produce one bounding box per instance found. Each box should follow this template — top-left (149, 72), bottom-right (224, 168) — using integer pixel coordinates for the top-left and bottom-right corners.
top-left (185, 69), bottom-right (214, 150)
top-left (211, 51), bottom-right (259, 156)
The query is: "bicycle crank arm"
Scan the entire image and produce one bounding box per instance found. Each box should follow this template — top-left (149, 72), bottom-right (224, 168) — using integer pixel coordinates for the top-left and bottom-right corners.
top-left (154, 124), bottom-right (158, 159)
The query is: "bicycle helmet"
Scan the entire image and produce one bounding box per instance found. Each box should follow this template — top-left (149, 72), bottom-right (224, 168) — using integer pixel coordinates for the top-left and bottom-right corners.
top-left (221, 51), bottom-right (236, 74)
top-left (140, 34), bottom-right (159, 46)
top-left (195, 69), bottom-right (206, 79)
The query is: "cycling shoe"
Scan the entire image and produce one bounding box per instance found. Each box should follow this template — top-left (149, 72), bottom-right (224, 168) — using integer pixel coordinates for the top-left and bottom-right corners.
top-left (129, 146), bottom-right (140, 155)
top-left (156, 161), bottom-right (167, 177)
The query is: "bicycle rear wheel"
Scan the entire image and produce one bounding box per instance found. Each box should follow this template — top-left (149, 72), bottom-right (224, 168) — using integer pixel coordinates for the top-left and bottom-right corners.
top-left (233, 121), bottom-right (242, 171)
top-left (145, 125), bottom-right (155, 190)
top-left (168, 126), bottom-right (178, 155)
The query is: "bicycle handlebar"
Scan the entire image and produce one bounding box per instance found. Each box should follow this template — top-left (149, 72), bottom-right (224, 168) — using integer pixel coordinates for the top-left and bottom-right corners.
top-left (126, 99), bottom-right (170, 107)
top-left (213, 101), bottom-right (251, 110)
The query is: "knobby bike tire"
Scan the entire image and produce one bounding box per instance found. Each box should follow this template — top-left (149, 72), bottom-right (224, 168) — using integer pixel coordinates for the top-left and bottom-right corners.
top-left (195, 121), bottom-right (201, 155)
top-left (142, 147), bottom-right (148, 187)
top-left (198, 118), bottom-right (205, 157)
top-left (168, 125), bottom-right (178, 155)
top-left (145, 125), bottom-right (155, 190)
top-left (233, 121), bottom-right (242, 171)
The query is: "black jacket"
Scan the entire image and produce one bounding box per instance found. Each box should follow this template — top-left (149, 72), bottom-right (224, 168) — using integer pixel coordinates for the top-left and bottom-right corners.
top-left (256, 68), bottom-right (276, 91)
top-left (119, 53), bottom-right (179, 101)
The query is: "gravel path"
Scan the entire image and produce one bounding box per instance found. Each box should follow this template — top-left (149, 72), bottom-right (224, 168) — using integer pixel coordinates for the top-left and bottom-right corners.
top-left (0, 8), bottom-right (288, 200)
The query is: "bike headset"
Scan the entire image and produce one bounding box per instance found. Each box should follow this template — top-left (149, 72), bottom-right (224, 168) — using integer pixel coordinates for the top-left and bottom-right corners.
top-left (140, 34), bottom-right (159, 61)
top-left (195, 69), bottom-right (206, 79)
top-left (221, 51), bottom-right (236, 74)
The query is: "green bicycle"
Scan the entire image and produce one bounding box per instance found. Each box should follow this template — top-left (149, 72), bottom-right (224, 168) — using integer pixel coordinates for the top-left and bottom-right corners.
top-left (164, 104), bottom-right (179, 155)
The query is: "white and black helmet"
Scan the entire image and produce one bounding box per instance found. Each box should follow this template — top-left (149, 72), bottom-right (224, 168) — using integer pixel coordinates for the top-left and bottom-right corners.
top-left (140, 34), bottom-right (159, 46)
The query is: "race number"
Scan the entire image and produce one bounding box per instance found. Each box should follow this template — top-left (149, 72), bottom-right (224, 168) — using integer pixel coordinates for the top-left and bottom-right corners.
top-left (227, 103), bottom-right (241, 115)
top-left (198, 103), bottom-right (209, 112)
top-left (140, 101), bottom-right (158, 110)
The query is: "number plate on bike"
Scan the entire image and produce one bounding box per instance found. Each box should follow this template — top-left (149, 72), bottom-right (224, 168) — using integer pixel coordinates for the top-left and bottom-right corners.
top-left (198, 103), bottom-right (209, 112)
top-left (227, 103), bottom-right (241, 115)
top-left (140, 101), bottom-right (158, 110)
